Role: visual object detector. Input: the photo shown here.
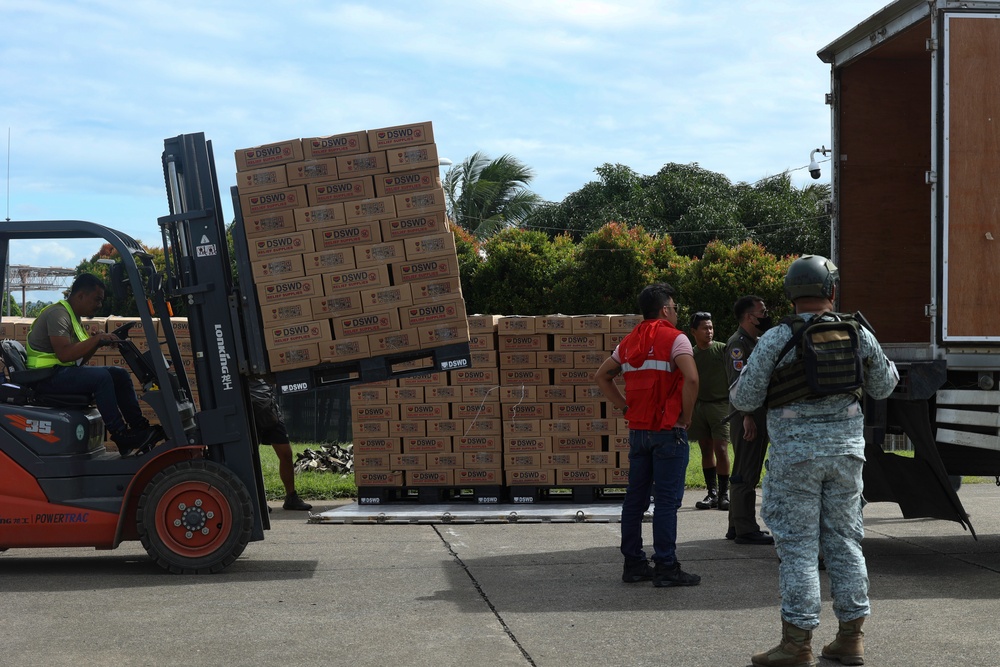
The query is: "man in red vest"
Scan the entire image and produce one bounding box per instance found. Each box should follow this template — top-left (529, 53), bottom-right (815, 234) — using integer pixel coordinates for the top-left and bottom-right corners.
top-left (596, 283), bottom-right (700, 587)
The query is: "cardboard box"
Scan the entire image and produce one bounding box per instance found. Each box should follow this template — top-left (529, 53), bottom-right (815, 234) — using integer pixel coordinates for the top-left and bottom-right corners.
top-left (502, 403), bottom-right (551, 420)
top-left (404, 403), bottom-right (447, 420)
top-left (257, 276), bottom-right (324, 304)
top-left (286, 158), bottom-right (339, 186)
top-left (354, 404), bottom-right (400, 421)
top-left (450, 402), bottom-right (499, 420)
top-left (360, 284), bottom-right (412, 311)
top-left (80, 316), bottom-right (108, 336)
top-left (392, 257), bottom-right (457, 284)
top-left (302, 248), bottom-right (356, 275)
top-left (505, 469), bottom-right (556, 486)
top-left (394, 188), bottom-right (446, 215)
top-left (325, 266), bottom-right (390, 293)
top-left (398, 372), bottom-right (446, 387)
top-left (462, 452), bottom-right (501, 469)
top-left (461, 385), bottom-right (501, 402)
top-left (538, 385), bottom-right (574, 402)
top-left (368, 121), bottom-right (434, 150)
top-left (543, 452), bottom-right (578, 468)
top-left (390, 453), bottom-right (426, 470)
top-left (354, 437), bottom-right (401, 454)
top-left (426, 453), bottom-right (462, 469)
top-left (499, 351), bottom-right (536, 369)
top-left (535, 315), bottom-right (572, 333)
top-left (247, 231), bottom-right (315, 261)
top-left (312, 222), bottom-right (381, 251)
top-left (234, 139), bottom-right (303, 171)
top-left (468, 334), bottom-right (496, 351)
top-left (259, 298), bottom-right (313, 325)
top-left (571, 315), bottom-right (612, 334)
top-left (503, 436), bottom-right (552, 453)
top-left (497, 316), bottom-right (536, 334)
top-left (558, 468), bottom-right (605, 485)
top-left (504, 453), bottom-right (542, 469)
top-left (417, 321), bottom-right (469, 346)
top-left (470, 351), bottom-right (497, 368)
top-left (498, 385), bottom-right (535, 402)
top-left (607, 468), bottom-right (630, 485)
top-left (605, 333), bottom-right (627, 350)
top-left (402, 232), bottom-right (456, 262)
top-left (453, 435), bottom-right (501, 452)
top-left (236, 165), bottom-right (288, 193)
top-left (610, 315), bottom-right (643, 333)
top-left (386, 144), bottom-right (440, 173)
top-left (375, 168), bottom-right (441, 197)
top-left (503, 419), bottom-right (542, 437)
top-left (355, 241), bottom-right (406, 267)
top-left (555, 369), bottom-right (596, 385)
top-left (552, 436), bottom-right (601, 452)
top-left (498, 334), bottom-right (548, 352)
top-left (303, 131), bottom-right (369, 159)
top-left (306, 176), bottom-right (377, 206)
top-left (456, 469), bottom-right (502, 485)
top-left (407, 469), bottom-right (453, 486)
top-left (389, 420), bottom-right (426, 437)
top-left (580, 452), bottom-right (615, 468)
top-left (267, 342), bottom-right (321, 371)
top-left (462, 418), bottom-right (502, 436)
top-left (466, 315), bottom-right (499, 334)
top-left (238, 186), bottom-right (307, 217)
top-left (368, 328), bottom-right (420, 354)
top-left (336, 150), bottom-right (389, 178)
top-left (243, 209), bottom-right (298, 239)
top-left (554, 403), bottom-right (599, 420)
top-left (450, 368), bottom-right (498, 385)
top-left (403, 436), bottom-right (450, 454)
top-left (355, 453), bottom-right (392, 470)
top-left (311, 291), bottom-right (364, 318)
top-left (353, 420), bottom-right (390, 437)
top-left (541, 420), bottom-right (579, 436)
top-left (573, 351), bottom-right (607, 368)
top-left (400, 298), bottom-right (466, 329)
top-left (380, 211), bottom-right (449, 240)
top-left (320, 337), bottom-right (371, 363)
top-left (331, 309), bottom-right (400, 339)
top-left (389, 386), bottom-right (424, 403)
top-left (355, 471), bottom-right (404, 487)
top-left (425, 386), bottom-right (461, 402)
top-left (265, 320), bottom-right (331, 349)
top-left (552, 334), bottom-right (603, 352)
top-left (579, 419), bottom-right (614, 435)
top-left (537, 351), bottom-right (573, 368)
top-left (576, 385), bottom-right (607, 402)
top-left (343, 196), bottom-right (396, 223)
top-left (294, 203), bottom-right (347, 230)
top-left (409, 276), bottom-right (463, 304)
top-left (501, 369), bottom-right (550, 386)
top-left (426, 419), bottom-right (463, 435)
top-left (250, 254), bottom-right (306, 281)
top-left (350, 386), bottom-right (387, 404)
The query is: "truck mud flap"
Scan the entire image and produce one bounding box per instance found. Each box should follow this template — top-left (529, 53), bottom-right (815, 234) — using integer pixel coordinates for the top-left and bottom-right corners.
top-left (863, 398), bottom-right (975, 537)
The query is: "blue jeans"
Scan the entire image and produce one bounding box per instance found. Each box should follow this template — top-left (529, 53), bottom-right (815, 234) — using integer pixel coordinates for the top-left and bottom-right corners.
top-left (34, 365), bottom-right (143, 434)
top-left (620, 428), bottom-right (690, 565)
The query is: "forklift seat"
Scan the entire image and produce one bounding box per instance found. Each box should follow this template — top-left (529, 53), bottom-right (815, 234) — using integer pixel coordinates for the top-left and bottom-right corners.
top-left (0, 340), bottom-right (92, 409)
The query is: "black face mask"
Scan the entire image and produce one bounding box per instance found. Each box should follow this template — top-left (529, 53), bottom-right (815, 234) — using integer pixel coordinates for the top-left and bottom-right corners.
top-left (756, 315), bottom-right (773, 332)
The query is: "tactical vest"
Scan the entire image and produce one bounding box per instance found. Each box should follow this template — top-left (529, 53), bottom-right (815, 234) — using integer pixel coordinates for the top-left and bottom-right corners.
top-left (766, 312), bottom-right (864, 408)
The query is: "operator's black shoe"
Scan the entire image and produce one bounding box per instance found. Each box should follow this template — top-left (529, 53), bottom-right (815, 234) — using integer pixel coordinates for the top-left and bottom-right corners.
top-left (283, 493), bottom-right (312, 511)
top-left (717, 493), bottom-right (730, 511)
top-left (652, 561), bottom-right (701, 587)
top-left (622, 558), bottom-right (655, 583)
top-left (113, 425), bottom-right (164, 458)
top-left (734, 530), bottom-right (775, 545)
top-left (695, 493), bottom-right (718, 510)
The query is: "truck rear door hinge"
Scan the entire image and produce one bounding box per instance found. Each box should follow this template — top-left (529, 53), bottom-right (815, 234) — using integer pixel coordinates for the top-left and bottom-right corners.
top-left (926, 38), bottom-right (938, 52)
top-left (925, 171), bottom-right (938, 184)
top-left (925, 303), bottom-right (936, 317)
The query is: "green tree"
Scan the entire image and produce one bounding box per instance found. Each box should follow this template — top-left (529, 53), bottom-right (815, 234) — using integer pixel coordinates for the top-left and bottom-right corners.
top-left (443, 151), bottom-right (543, 238)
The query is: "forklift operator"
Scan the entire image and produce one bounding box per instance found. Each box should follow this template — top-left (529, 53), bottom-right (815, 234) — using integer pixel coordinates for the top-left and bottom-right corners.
top-left (25, 273), bottom-right (161, 456)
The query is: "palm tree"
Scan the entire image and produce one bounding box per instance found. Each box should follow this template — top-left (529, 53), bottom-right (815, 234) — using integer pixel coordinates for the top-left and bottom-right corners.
top-left (442, 151), bottom-right (542, 238)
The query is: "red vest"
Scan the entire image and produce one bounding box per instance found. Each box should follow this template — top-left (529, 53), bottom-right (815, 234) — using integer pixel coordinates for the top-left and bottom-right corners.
top-left (619, 319), bottom-right (685, 431)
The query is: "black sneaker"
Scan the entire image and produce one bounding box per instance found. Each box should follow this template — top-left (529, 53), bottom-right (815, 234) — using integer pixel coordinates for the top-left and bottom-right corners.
top-left (734, 530), bottom-right (775, 545)
top-left (283, 493), bottom-right (313, 511)
top-left (717, 493), bottom-right (730, 511)
top-left (653, 561), bottom-right (701, 587)
top-left (622, 558), bottom-right (655, 583)
top-left (695, 493), bottom-right (718, 510)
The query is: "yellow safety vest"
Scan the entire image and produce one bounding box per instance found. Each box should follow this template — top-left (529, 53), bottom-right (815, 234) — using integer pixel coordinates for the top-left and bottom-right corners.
top-left (25, 300), bottom-right (90, 369)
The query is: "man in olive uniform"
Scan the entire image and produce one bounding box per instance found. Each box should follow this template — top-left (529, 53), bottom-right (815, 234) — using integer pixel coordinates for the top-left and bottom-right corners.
top-left (688, 311), bottom-right (731, 511)
top-left (725, 295), bottom-right (774, 545)
top-left (731, 256), bottom-right (898, 667)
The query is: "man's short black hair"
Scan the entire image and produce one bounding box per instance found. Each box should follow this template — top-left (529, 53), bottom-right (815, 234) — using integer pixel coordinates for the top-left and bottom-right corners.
top-left (689, 311), bottom-right (712, 329)
top-left (638, 283), bottom-right (676, 320)
top-left (733, 295), bottom-right (763, 322)
top-left (70, 273), bottom-right (107, 296)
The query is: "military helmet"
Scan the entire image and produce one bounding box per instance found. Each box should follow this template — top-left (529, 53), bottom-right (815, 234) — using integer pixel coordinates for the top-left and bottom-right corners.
top-left (784, 254), bottom-right (839, 301)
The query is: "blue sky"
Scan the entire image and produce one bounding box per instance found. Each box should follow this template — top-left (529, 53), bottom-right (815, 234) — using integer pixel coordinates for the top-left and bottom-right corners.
top-left (2, 0), bottom-right (889, 296)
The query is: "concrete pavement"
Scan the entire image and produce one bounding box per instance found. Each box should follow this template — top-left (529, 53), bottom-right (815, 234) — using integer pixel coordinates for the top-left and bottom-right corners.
top-left (1, 485), bottom-right (999, 666)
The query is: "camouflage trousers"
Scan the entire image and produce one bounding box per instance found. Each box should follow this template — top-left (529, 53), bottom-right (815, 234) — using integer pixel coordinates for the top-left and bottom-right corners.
top-left (761, 453), bottom-right (870, 630)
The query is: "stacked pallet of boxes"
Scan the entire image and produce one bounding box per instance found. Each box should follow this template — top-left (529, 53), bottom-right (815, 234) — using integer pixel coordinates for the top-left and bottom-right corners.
top-left (234, 121), bottom-right (468, 375)
top-left (350, 315), bottom-right (502, 494)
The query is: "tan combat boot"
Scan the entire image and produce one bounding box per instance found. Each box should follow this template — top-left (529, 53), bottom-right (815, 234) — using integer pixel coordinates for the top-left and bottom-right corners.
top-left (821, 617), bottom-right (865, 665)
top-left (751, 620), bottom-right (817, 667)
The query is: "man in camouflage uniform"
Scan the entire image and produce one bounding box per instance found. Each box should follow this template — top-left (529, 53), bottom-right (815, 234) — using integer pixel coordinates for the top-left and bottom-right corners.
top-left (731, 255), bottom-right (898, 667)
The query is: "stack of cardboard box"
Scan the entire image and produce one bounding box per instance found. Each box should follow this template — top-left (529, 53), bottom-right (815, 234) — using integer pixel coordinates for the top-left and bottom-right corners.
top-left (233, 121), bottom-right (469, 374)
top-left (351, 313), bottom-right (648, 492)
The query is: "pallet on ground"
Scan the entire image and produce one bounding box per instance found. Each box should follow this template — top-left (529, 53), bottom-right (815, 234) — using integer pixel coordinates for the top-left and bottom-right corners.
top-left (357, 484), bottom-right (504, 505)
top-left (506, 485), bottom-right (627, 504)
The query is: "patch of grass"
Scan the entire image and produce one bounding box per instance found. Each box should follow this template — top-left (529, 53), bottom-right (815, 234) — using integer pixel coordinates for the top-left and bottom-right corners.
top-left (259, 443), bottom-right (356, 500)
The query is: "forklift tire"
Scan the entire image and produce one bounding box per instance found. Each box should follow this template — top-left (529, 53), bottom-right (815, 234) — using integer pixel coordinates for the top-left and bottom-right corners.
top-left (136, 460), bottom-right (253, 574)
